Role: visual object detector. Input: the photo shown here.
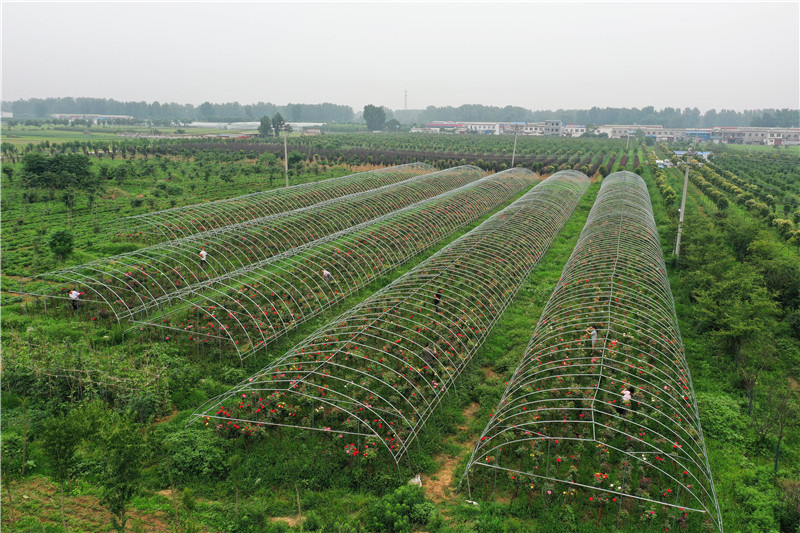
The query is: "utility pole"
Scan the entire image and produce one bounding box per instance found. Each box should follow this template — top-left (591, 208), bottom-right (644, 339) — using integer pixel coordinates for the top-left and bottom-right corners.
top-left (404, 90), bottom-right (407, 111)
top-left (511, 125), bottom-right (519, 167)
top-left (283, 128), bottom-right (289, 188)
top-left (674, 151), bottom-right (691, 258)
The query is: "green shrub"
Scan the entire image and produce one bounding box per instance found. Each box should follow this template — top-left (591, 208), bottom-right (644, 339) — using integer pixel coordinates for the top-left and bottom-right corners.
top-left (48, 229), bottom-right (73, 259)
top-left (367, 485), bottom-right (428, 533)
top-left (163, 427), bottom-right (228, 483)
top-left (696, 392), bottom-right (746, 444)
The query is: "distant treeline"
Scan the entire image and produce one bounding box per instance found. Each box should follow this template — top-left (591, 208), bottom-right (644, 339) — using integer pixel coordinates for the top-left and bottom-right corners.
top-left (2, 97), bottom-right (798, 128)
top-left (2, 98), bottom-right (355, 123)
top-left (399, 105), bottom-right (799, 128)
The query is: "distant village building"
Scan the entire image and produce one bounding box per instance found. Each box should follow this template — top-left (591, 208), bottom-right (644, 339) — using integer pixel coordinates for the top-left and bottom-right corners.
top-left (543, 120), bottom-right (563, 136)
top-left (563, 124), bottom-right (586, 137)
top-left (1, 111), bottom-right (13, 119)
top-left (414, 120), bottom-right (798, 145)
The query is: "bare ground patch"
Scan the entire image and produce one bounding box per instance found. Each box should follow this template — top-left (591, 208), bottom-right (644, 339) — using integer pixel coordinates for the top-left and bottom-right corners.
top-left (3, 476), bottom-right (174, 532)
top-left (422, 402), bottom-right (480, 502)
top-left (270, 515), bottom-right (302, 527)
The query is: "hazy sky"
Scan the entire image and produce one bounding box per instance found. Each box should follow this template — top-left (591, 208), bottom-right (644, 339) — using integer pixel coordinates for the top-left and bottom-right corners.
top-left (2, 1), bottom-right (798, 112)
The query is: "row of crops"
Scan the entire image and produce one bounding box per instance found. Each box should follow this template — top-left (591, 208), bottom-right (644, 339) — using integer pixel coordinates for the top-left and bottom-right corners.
top-left (21, 162), bottom-right (722, 529)
top-left (656, 145), bottom-right (800, 246)
top-left (711, 150), bottom-right (800, 213)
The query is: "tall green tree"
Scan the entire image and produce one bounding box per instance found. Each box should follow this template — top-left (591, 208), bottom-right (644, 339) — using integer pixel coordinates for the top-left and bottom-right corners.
top-left (258, 115), bottom-right (273, 137)
top-left (385, 118), bottom-right (401, 132)
top-left (198, 101), bottom-right (214, 120)
top-left (272, 113), bottom-right (286, 136)
top-left (363, 104), bottom-right (386, 131)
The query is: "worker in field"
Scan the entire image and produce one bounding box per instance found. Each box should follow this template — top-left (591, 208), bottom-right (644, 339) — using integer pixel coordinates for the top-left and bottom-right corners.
top-left (68, 289), bottom-right (82, 311)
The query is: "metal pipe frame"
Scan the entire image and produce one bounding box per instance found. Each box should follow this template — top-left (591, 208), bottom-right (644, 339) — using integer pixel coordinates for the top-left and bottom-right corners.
top-left (114, 162), bottom-right (435, 241)
top-left (22, 165), bottom-right (484, 320)
top-left (190, 170), bottom-right (590, 464)
top-left (462, 172), bottom-right (722, 532)
top-left (132, 169), bottom-right (540, 360)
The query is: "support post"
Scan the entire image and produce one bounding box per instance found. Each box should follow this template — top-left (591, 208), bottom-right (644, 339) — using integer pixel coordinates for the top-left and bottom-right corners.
top-left (674, 153), bottom-right (691, 258)
top-left (284, 131), bottom-right (289, 188)
top-left (511, 126), bottom-right (518, 167)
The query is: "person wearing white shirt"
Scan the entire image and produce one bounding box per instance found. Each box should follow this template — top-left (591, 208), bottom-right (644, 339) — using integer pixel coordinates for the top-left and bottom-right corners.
top-left (68, 289), bottom-right (81, 311)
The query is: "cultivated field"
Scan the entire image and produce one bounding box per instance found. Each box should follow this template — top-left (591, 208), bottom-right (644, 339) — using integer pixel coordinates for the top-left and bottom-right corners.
top-left (1, 131), bottom-right (798, 533)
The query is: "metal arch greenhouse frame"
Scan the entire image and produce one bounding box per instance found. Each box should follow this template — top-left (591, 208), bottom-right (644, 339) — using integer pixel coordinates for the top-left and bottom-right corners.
top-left (190, 170), bottom-right (590, 465)
top-left (462, 172), bottom-right (723, 532)
top-left (114, 162), bottom-right (435, 241)
top-left (132, 168), bottom-right (539, 361)
top-left (21, 165), bottom-right (486, 321)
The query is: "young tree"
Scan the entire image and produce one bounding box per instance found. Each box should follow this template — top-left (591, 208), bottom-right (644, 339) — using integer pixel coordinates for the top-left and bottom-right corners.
top-left (99, 412), bottom-right (144, 533)
top-left (1, 433), bottom-right (24, 521)
top-left (40, 412), bottom-right (84, 533)
top-left (771, 388), bottom-right (799, 473)
top-left (49, 229), bottom-right (74, 260)
top-left (258, 115), bottom-right (273, 137)
top-left (1, 163), bottom-right (14, 182)
top-left (363, 104), bottom-right (386, 131)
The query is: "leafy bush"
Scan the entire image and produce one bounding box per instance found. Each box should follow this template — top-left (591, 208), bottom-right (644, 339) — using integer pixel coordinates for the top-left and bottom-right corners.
top-left (367, 485), bottom-right (429, 533)
top-left (48, 229), bottom-right (73, 259)
top-left (163, 427), bottom-right (228, 483)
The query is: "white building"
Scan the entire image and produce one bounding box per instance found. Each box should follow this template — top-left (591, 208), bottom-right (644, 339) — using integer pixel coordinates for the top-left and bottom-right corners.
top-left (563, 124), bottom-right (586, 137)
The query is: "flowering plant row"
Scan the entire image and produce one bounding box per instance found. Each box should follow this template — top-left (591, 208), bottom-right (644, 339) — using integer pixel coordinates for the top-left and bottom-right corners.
top-left (136, 169), bottom-right (538, 360)
top-left (193, 170), bottom-right (590, 463)
top-left (465, 172), bottom-right (722, 531)
top-left (26, 165), bottom-right (484, 320)
top-left (115, 162), bottom-right (434, 242)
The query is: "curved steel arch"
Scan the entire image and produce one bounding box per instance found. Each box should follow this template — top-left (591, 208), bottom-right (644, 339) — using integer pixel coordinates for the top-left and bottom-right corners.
top-left (135, 168), bottom-right (540, 360)
top-left (191, 170), bottom-right (590, 463)
top-left (462, 171), bottom-right (722, 531)
top-left (115, 162), bottom-right (435, 241)
top-left (23, 166), bottom-right (484, 320)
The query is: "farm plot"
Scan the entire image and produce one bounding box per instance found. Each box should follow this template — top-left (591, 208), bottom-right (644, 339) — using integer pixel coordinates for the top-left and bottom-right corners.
top-left (463, 172), bottom-right (722, 531)
top-left (114, 162), bottom-right (434, 242)
top-left (23, 166), bottom-right (485, 320)
top-left (191, 170), bottom-right (590, 463)
top-left (134, 168), bottom-right (539, 360)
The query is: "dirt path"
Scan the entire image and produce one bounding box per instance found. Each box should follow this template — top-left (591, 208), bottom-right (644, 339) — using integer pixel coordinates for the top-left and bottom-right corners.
top-left (422, 402), bottom-right (480, 502)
